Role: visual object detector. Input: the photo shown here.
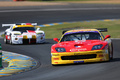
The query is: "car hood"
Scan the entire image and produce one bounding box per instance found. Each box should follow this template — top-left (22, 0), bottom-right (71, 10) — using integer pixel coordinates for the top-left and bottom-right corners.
top-left (52, 40), bottom-right (108, 52)
top-left (22, 30), bottom-right (36, 35)
top-left (12, 30), bottom-right (36, 35)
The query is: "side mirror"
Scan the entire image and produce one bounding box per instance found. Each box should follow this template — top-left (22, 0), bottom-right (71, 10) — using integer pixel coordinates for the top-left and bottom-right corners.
top-left (104, 35), bottom-right (111, 40)
top-left (36, 28), bottom-right (40, 31)
top-left (53, 38), bottom-right (59, 42)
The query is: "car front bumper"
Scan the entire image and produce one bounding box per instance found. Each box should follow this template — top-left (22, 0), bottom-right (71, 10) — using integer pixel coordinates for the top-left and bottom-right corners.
top-left (51, 50), bottom-right (109, 65)
top-left (11, 36), bottom-right (45, 44)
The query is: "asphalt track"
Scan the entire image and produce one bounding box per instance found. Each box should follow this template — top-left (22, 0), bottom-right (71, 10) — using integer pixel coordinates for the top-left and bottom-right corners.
top-left (0, 3), bottom-right (120, 80)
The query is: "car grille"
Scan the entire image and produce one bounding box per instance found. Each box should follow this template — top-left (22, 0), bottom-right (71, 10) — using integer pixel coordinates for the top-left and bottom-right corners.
top-left (23, 39), bottom-right (29, 44)
top-left (30, 39), bottom-right (36, 43)
top-left (61, 54), bottom-right (97, 60)
top-left (23, 39), bottom-right (36, 44)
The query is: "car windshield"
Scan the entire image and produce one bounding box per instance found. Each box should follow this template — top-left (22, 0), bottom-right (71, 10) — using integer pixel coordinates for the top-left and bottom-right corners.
top-left (13, 27), bottom-right (35, 31)
top-left (60, 32), bottom-right (101, 42)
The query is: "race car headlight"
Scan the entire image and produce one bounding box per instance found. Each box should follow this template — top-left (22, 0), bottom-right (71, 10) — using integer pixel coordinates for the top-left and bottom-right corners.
top-left (14, 33), bottom-right (21, 35)
top-left (55, 48), bottom-right (66, 52)
top-left (37, 33), bottom-right (43, 35)
top-left (92, 44), bottom-right (103, 50)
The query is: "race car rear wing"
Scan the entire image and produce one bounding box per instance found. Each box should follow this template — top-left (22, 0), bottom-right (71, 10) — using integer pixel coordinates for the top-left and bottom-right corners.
top-left (2, 23), bottom-right (37, 27)
top-left (62, 28), bottom-right (108, 34)
top-left (2, 24), bottom-right (15, 27)
top-left (96, 28), bottom-right (107, 32)
top-left (62, 30), bottom-right (68, 34)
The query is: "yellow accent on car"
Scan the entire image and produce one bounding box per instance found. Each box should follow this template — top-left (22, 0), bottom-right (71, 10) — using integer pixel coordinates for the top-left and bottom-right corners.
top-left (51, 50), bottom-right (109, 65)
top-left (23, 35), bottom-right (27, 39)
top-left (14, 33), bottom-right (21, 35)
top-left (37, 32), bottom-right (43, 35)
top-left (32, 35), bottom-right (36, 39)
top-left (13, 25), bottom-right (34, 29)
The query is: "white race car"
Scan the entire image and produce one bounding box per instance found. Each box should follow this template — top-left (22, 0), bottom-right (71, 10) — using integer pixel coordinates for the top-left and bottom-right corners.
top-left (2, 23), bottom-right (45, 44)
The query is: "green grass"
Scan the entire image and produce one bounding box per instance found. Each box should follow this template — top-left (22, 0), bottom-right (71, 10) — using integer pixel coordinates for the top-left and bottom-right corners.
top-left (1, 20), bottom-right (120, 39)
top-left (40, 20), bottom-right (120, 39)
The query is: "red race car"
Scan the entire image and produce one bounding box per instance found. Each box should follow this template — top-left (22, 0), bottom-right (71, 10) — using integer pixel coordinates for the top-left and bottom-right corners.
top-left (51, 28), bottom-right (113, 65)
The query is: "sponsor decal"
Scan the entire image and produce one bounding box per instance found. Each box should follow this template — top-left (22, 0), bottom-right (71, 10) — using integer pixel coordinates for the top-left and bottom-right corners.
top-left (17, 35), bottom-right (22, 37)
top-left (74, 53), bottom-right (80, 55)
top-left (52, 54), bottom-right (59, 56)
top-left (53, 58), bottom-right (59, 60)
top-left (100, 59), bottom-right (104, 61)
top-left (75, 46), bottom-right (81, 48)
top-left (74, 61), bottom-right (84, 63)
top-left (96, 51), bottom-right (103, 53)
top-left (55, 62), bottom-right (58, 64)
top-left (99, 54), bottom-right (104, 57)
top-left (23, 33), bottom-right (28, 35)
top-left (27, 30), bottom-right (36, 35)
top-left (70, 48), bottom-right (87, 52)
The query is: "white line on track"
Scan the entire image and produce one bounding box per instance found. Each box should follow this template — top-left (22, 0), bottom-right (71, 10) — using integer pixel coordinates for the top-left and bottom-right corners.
top-left (0, 7), bottom-right (120, 13)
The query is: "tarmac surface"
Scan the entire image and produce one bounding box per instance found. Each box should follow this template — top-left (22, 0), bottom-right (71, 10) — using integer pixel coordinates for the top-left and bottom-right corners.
top-left (0, 1), bottom-right (120, 80)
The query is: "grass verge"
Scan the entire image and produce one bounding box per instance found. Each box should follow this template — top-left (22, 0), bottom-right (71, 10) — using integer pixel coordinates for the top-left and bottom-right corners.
top-left (1, 20), bottom-right (120, 39)
top-left (40, 20), bottom-right (120, 39)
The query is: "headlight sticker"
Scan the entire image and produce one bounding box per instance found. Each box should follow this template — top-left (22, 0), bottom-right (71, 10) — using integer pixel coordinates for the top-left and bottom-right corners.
top-left (55, 48), bottom-right (66, 52)
top-left (92, 44), bottom-right (103, 50)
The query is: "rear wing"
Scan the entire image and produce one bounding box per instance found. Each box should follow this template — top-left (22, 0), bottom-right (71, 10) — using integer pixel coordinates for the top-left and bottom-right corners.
top-left (2, 24), bottom-right (15, 27)
top-left (2, 23), bottom-right (37, 27)
top-left (96, 28), bottom-right (107, 32)
top-left (62, 28), bottom-right (108, 34)
top-left (62, 30), bottom-right (68, 34)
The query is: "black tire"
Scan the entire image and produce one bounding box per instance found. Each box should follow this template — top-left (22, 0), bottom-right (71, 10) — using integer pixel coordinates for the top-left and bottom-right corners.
top-left (4, 32), bottom-right (8, 44)
top-left (108, 46), bottom-right (111, 61)
top-left (4, 36), bottom-right (8, 44)
top-left (110, 43), bottom-right (113, 60)
top-left (9, 35), bottom-right (13, 45)
top-left (52, 64), bottom-right (59, 66)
